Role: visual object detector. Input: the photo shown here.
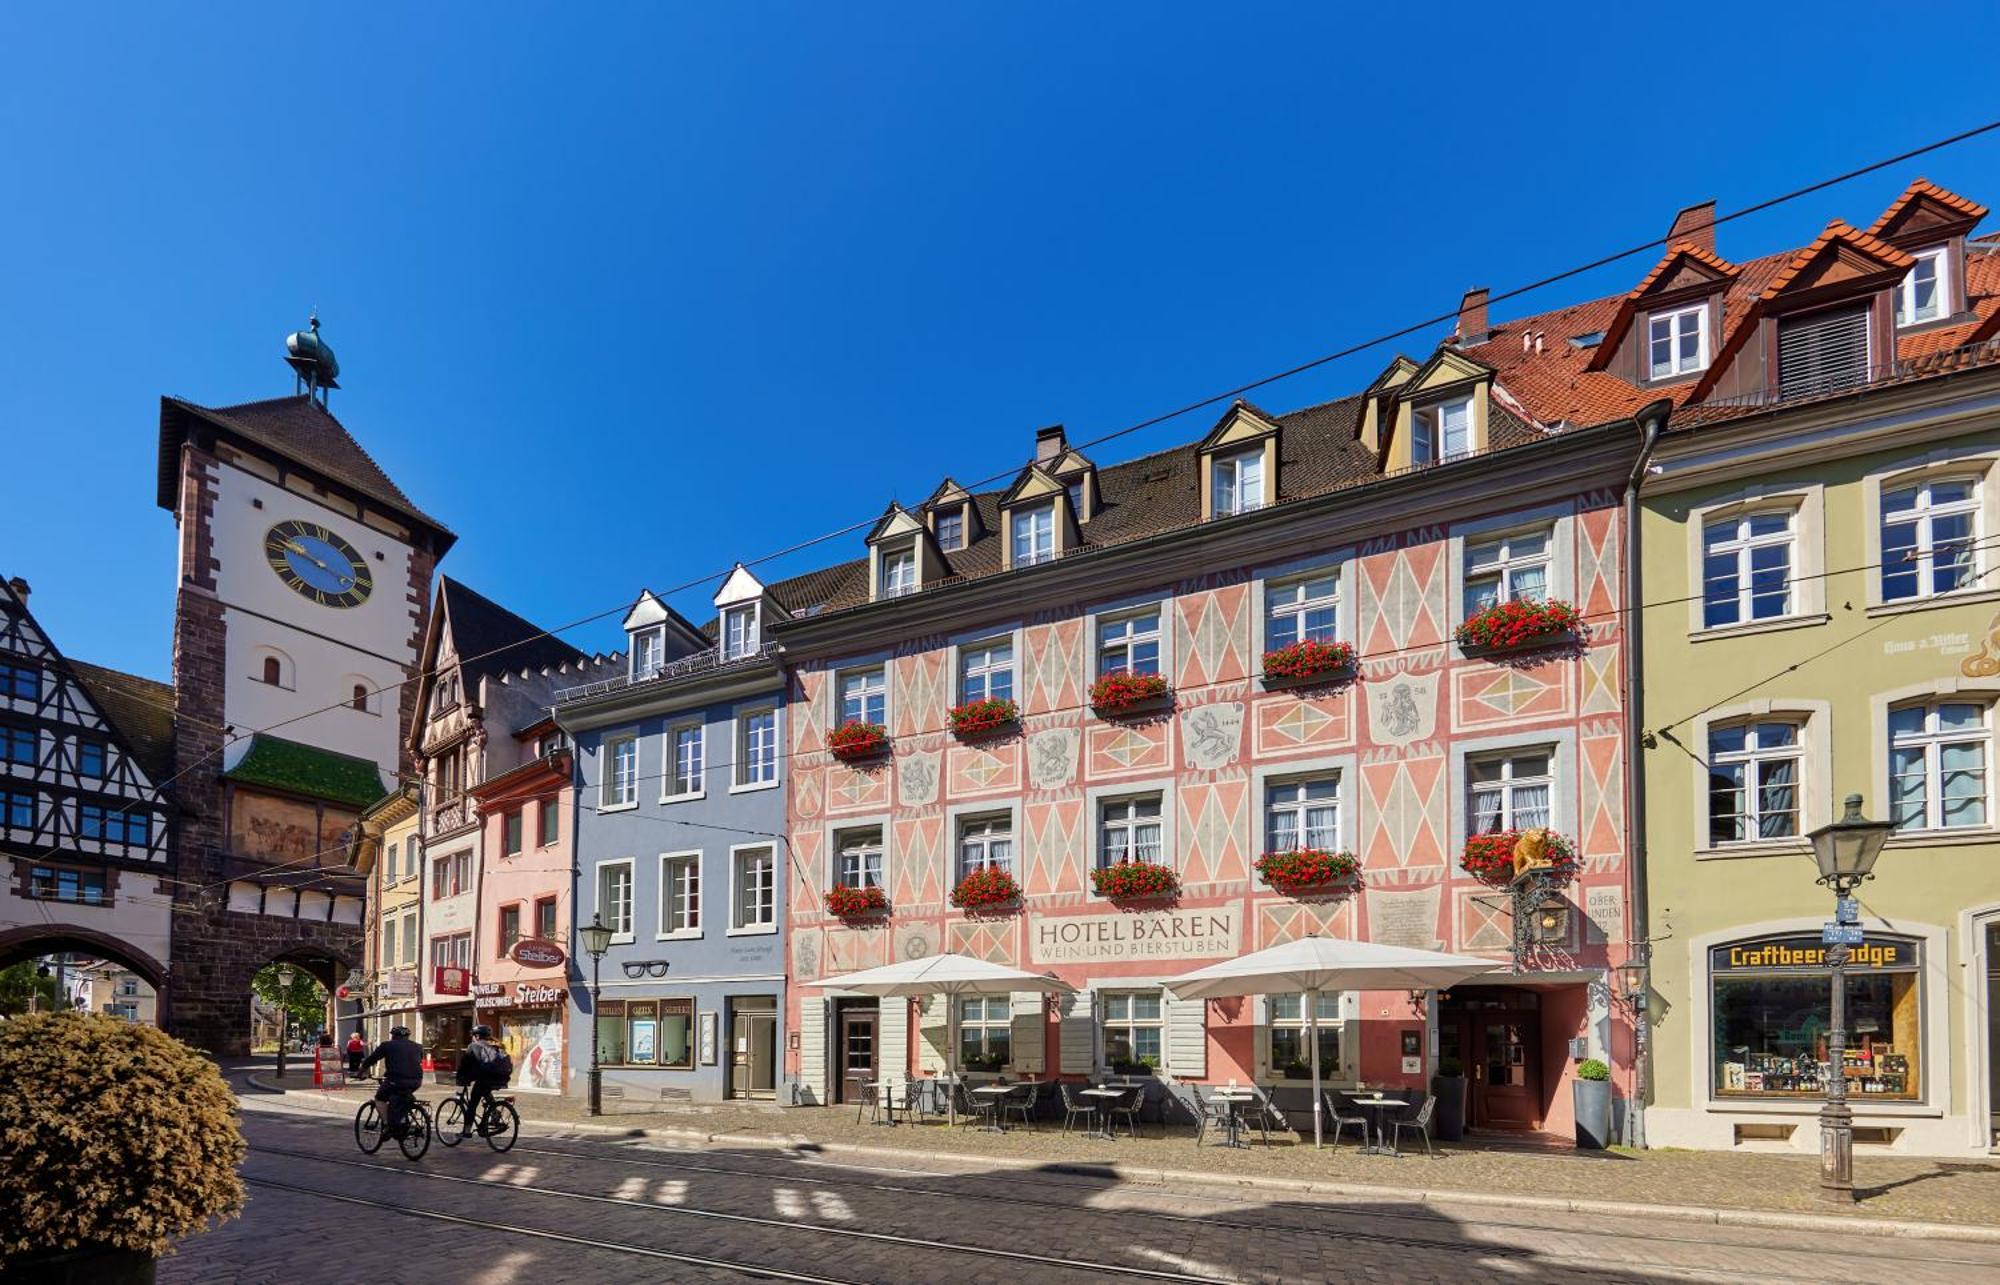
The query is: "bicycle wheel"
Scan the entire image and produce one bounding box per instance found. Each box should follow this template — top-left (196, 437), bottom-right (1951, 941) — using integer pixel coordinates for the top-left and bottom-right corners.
top-left (354, 1100), bottom-right (386, 1155)
top-left (398, 1103), bottom-right (432, 1160)
top-left (484, 1100), bottom-right (520, 1153)
top-left (435, 1097), bottom-right (466, 1146)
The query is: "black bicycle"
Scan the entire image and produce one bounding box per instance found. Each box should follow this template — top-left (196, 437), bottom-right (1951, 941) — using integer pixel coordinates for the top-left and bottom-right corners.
top-left (436, 1089), bottom-right (520, 1153)
top-left (355, 1092), bottom-right (432, 1160)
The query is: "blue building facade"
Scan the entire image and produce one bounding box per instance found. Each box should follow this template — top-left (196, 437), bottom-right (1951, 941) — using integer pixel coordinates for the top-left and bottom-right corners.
top-left (556, 578), bottom-right (789, 1103)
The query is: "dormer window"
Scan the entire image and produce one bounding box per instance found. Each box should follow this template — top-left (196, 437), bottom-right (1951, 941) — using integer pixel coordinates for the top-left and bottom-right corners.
top-left (1412, 396), bottom-right (1471, 465)
top-left (1066, 479), bottom-right (1086, 518)
top-left (721, 604), bottom-right (759, 660)
top-left (935, 510), bottom-right (964, 551)
top-left (1647, 304), bottom-right (1708, 379)
top-left (1011, 503), bottom-right (1055, 567)
top-left (1211, 449), bottom-right (1264, 517)
top-left (881, 543), bottom-right (917, 599)
top-left (1778, 305), bottom-right (1870, 400)
top-left (1896, 247), bottom-right (1948, 326)
top-left (632, 629), bottom-right (663, 679)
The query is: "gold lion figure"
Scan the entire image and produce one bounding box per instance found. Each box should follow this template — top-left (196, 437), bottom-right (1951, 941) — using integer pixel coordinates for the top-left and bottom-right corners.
top-left (1512, 827), bottom-right (1552, 880)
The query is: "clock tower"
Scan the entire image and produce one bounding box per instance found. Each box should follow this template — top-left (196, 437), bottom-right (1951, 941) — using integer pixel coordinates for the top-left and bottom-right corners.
top-left (158, 324), bottom-right (455, 1054)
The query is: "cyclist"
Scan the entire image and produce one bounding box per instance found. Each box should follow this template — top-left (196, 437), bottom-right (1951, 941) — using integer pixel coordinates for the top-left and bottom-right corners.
top-left (454, 1025), bottom-right (513, 1137)
top-left (361, 1025), bottom-right (424, 1138)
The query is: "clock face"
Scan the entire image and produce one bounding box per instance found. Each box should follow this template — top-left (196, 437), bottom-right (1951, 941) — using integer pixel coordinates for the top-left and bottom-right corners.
top-left (264, 519), bottom-right (372, 608)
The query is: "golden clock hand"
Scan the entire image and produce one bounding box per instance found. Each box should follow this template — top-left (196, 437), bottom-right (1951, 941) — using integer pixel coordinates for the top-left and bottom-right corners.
top-left (282, 539), bottom-right (333, 572)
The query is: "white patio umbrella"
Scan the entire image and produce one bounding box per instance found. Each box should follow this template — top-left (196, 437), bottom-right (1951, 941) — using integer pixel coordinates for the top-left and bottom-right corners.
top-left (807, 953), bottom-right (1074, 1125)
top-left (1163, 936), bottom-right (1498, 1148)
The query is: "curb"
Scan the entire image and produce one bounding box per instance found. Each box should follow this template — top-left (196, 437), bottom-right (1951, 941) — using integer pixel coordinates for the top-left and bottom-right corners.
top-left (238, 1078), bottom-right (2000, 1245)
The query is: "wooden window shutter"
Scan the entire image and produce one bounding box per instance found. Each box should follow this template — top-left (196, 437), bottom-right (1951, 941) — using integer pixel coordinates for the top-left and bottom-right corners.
top-left (1058, 989), bottom-right (1097, 1074)
top-left (1778, 305), bottom-right (1871, 400)
top-left (1165, 994), bottom-right (1207, 1080)
top-left (878, 997), bottom-right (910, 1081)
top-left (1010, 992), bottom-right (1047, 1073)
top-left (917, 996), bottom-right (949, 1075)
top-left (797, 997), bottom-right (831, 1105)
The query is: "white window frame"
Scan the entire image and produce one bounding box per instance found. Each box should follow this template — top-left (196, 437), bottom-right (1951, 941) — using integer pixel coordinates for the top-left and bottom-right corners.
top-left (601, 734), bottom-right (639, 811)
top-left (1888, 699), bottom-right (1993, 833)
top-left (1011, 502), bottom-right (1055, 567)
top-left (1211, 447), bottom-right (1265, 517)
top-left (401, 911), bottom-right (418, 967)
top-left (1702, 507), bottom-right (1799, 629)
top-left (1268, 993), bottom-right (1345, 1077)
top-left (956, 813), bottom-right (1014, 883)
top-left (1706, 719), bottom-right (1805, 846)
top-left (665, 720), bottom-right (705, 801)
top-left (1096, 608), bottom-right (1162, 677)
top-left (934, 508), bottom-right (965, 551)
top-left (1264, 775), bottom-right (1341, 852)
top-left (657, 851), bottom-right (702, 939)
top-left (838, 666), bottom-right (887, 727)
top-left (721, 604), bottom-right (760, 660)
top-left (1467, 750), bottom-right (1554, 834)
top-left (881, 542), bottom-right (918, 599)
top-left (631, 628), bottom-right (664, 680)
top-left (958, 996), bottom-right (1013, 1066)
top-left (1879, 475), bottom-right (1983, 605)
top-left (1096, 794), bottom-right (1164, 871)
top-left (1412, 395), bottom-right (1472, 464)
top-left (1896, 246), bottom-right (1949, 327)
top-left (728, 844), bottom-right (778, 935)
top-left (1463, 525), bottom-right (1553, 619)
top-left (1648, 302), bottom-right (1709, 379)
top-left (958, 638), bottom-right (1015, 704)
top-left (1099, 990), bottom-right (1164, 1069)
top-left (1265, 570), bottom-right (1341, 650)
top-left (733, 705), bottom-right (779, 792)
top-left (596, 858), bottom-right (636, 943)
top-left (834, 827), bottom-right (885, 889)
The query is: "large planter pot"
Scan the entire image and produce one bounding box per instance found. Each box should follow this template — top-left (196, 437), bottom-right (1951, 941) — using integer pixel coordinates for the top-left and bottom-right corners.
top-left (1572, 1076), bottom-right (1612, 1150)
top-left (1429, 1074), bottom-right (1467, 1141)
top-left (2, 1244), bottom-right (157, 1284)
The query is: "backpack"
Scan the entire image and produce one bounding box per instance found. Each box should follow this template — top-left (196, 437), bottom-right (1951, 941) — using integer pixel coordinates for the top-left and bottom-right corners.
top-left (472, 1040), bottom-right (513, 1086)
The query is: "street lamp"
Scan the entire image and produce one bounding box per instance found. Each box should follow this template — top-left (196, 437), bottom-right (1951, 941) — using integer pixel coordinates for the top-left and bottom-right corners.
top-left (1612, 953), bottom-right (1650, 1149)
top-left (578, 914), bottom-right (615, 1117)
top-left (275, 964), bottom-right (296, 1082)
top-left (1805, 793), bottom-right (1894, 1204)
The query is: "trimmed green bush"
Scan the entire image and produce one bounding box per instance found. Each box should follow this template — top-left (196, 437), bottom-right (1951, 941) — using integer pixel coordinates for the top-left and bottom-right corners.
top-left (1576, 1057), bottom-right (1611, 1081)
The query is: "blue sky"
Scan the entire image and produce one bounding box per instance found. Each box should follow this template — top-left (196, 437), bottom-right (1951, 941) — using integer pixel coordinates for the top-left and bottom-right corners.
top-left (7, 4), bottom-right (2000, 681)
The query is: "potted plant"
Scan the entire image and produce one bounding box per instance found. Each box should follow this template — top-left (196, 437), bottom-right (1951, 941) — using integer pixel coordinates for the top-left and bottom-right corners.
top-left (1088, 671), bottom-right (1171, 717)
top-left (1454, 598), bottom-right (1583, 654)
top-left (963, 1052), bottom-right (1007, 1073)
top-left (1430, 1056), bottom-right (1467, 1142)
top-left (1090, 860), bottom-right (1178, 899)
top-left (823, 884), bottom-right (889, 917)
top-left (1280, 1057), bottom-right (1314, 1081)
top-left (827, 720), bottom-right (890, 763)
top-left (1108, 1055), bottom-right (1160, 1077)
top-left (948, 696), bottom-right (1019, 739)
top-left (1254, 848), bottom-right (1361, 895)
top-left (1459, 829), bottom-right (1579, 887)
top-left (0, 1012), bottom-right (245, 1282)
top-left (1573, 1057), bottom-right (1612, 1150)
top-left (1260, 639), bottom-right (1356, 687)
top-left (950, 867), bottom-right (1023, 912)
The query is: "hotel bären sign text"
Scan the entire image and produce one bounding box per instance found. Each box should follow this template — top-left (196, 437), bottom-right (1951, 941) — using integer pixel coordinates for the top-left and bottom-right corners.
top-left (1030, 908), bottom-right (1241, 964)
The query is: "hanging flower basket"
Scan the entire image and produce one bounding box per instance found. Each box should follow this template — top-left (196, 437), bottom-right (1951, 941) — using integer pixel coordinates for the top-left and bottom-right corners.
top-left (1460, 829), bottom-right (1579, 887)
top-left (1261, 639), bottom-right (1356, 686)
top-left (948, 697), bottom-right (1019, 739)
top-left (1454, 599), bottom-right (1582, 653)
top-left (950, 867), bottom-right (1022, 912)
top-left (1090, 860), bottom-right (1178, 899)
top-left (1089, 671), bottom-right (1171, 717)
top-left (827, 721), bottom-right (890, 763)
top-left (1254, 848), bottom-right (1362, 895)
top-left (823, 884), bottom-right (889, 917)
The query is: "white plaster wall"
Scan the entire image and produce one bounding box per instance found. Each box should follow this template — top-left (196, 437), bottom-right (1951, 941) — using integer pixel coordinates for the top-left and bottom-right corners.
top-left (0, 877), bottom-right (174, 980)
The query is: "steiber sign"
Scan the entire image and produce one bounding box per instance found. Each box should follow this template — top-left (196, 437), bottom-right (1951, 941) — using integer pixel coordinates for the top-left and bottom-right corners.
top-left (510, 938), bottom-right (566, 969)
top-left (1030, 908), bottom-right (1240, 964)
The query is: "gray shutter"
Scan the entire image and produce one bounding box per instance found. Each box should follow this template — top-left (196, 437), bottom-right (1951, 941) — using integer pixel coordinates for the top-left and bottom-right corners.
top-left (1010, 992), bottom-right (1046, 1073)
top-left (1058, 989), bottom-right (1096, 1074)
top-left (1778, 305), bottom-right (1870, 400)
top-left (1251, 994), bottom-right (1271, 1082)
top-left (797, 997), bottom-right (830, 1105)
top-left (879, 996), bottom-right (910, 1080)
top-left (917, 996), bottom-right (949, 1074)
top-left (1164, 994), bottom-right (1207, 1080)
top-left (1339, 992), bottom-right (1360, 1080)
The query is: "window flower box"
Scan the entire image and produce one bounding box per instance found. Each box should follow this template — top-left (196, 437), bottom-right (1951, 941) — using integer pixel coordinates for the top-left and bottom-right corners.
top-left (1454, 599), bottom-right (1582, 653)
top-left (948, 697), bottom-right (1019, 740)
top-left (1260, 639), bottom-right (1356, 687)
top-left (827, 721), bottom-right (890, 763)
top-left (823, 884), bottom-right (889, 917)
top-left (1460, 829), bottom-right (1579, 887)
top-left (950, 867), bottom-right (1022, 912)
top-left (1089, 671), bottom-right (1171, 718)
top-left (1090, 860), bottom-right (1178, 899)
top-left (1254, 847), bottom-right (1361, 895)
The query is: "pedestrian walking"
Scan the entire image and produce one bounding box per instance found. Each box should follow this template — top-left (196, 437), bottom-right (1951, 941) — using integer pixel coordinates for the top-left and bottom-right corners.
top-left (346, 1030), bottom-right (366, 1078)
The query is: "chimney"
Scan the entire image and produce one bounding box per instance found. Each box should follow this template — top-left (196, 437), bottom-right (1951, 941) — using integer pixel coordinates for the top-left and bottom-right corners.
top-left (1667, 199), bottom-right (1717, 255)
top-left (6, 577), bottom-right (26, 604)
top-left (1035, 424), bottom-right (1067, 465)
top-left (1456, 287), bottom-right (1490, 345)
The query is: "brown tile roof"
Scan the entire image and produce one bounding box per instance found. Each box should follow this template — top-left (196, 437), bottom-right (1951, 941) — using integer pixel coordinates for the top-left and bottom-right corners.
top-left (1867, 177), bottom-right (1991, 238)
top-left (66, 660), bottom-right (176, 783)
top-left (438, 576), bottom-right (587, 687)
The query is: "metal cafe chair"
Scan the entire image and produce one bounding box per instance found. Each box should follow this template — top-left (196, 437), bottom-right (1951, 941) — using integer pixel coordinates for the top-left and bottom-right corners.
top-left (1106, 1083), bottom-right (1147, 1139)
top-left (1322, 1090), bottom-right (1371, 1152)
top-left (1244, 1086), bottom-right (1288, 1145)
top-left (1056, 1082), bottom-right (1096, 1135)
top-left (849, 1074), bottom-right (876, 1125)
top-left (1000, 1082), bottom-right (1039, 1131)
top-left (1389, 1095), bottom-right (1438, 1158)
top-left (1189, 1084), bottom-right (1233, 1147)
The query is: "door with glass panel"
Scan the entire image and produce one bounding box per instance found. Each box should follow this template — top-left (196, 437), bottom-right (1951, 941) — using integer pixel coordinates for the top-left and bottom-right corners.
top-left (836, 1009), bottom-right (877, 1104)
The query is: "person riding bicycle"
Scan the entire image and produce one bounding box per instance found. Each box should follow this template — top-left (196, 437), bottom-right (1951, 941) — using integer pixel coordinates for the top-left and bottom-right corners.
top-left (361, 1025), bottom-right (424, 1138)
top-left (454, 1025), bottom-right (512, 1137)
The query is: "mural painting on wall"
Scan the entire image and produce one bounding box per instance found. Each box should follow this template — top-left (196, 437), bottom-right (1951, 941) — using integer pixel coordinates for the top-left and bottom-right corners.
top-left (230, 791), bottom-right (355, 864)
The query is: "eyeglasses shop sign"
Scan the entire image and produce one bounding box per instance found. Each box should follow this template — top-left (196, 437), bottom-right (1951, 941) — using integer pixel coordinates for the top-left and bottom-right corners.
top-left (1030, 908), bottom-right (1240, 964)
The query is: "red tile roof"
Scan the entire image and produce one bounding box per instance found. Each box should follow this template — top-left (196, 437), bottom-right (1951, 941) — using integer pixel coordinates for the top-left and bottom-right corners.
top-left (1867, 177), bottom-right (1991, 238)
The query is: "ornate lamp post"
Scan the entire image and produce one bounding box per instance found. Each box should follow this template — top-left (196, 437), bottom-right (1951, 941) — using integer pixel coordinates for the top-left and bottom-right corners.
top-left (1805, 794), bottom-right (1893, 1204)
top-left (275, 964), bottom-right (296, 1082)
top-left (1613, 952), bottom-right (1650, 1149)
top-left (578, 914), bottom-right (615, 1117)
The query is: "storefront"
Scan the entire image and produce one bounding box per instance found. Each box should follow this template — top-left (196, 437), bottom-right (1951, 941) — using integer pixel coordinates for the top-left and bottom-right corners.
top-left (1709, 934), bottom-right (1922, 1103)
top-left (475, 981), bottom-right (568, 1093)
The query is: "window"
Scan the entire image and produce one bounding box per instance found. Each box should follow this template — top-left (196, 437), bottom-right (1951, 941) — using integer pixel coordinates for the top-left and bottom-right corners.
top-left (733, 847), bottom-right (776, 930)
top-left (959, 997), bottom-right (1012, 1068)
top-left (1889, 701), bottom-right (1990, 831)
top-left (1, 725), bottom-right (32, 766)
top-left (1266, 572), bottom-right (1339, 650)
top-left (737, 708), bottom-right (777, 787)
top-left (1066, 479), bottom-right (1086, 519)
top-left (28, 865), bottom-right (106, 905)
top-left (837, 829), bottom-right (884, 888)
top-left (4, 789), bottom-right (35, 828)
top-left (1778, 305), bottom-right (1871, 400)
top-left (600, 997), bottom-right (694, 1069)
top-left (1707, 721), bottom-right (1802, 844)
top-left (1265, 777), bottom-right (1339, 852)
top-left (1703, 509), bottom-right (1795, 627)
top-left (661, 854), bottom-right (700, 935)
top-left (663, 722), bottom-right (703, 798)
top-left (1101, 992), bottom-right (1162, 1068)
top-left (401, 912), bottom-right (418, 966)
top-left (1212, 448), bottom-right (1264, 516)
top-left (1097, 610), bottom-right (1161, 677)
top-left (935, 509), bottom-right (964, 551)
top-left (0, 662), bottom-right (37, 700)
top-left (1098, 796), bottom-right (1163, 869)
top-left (262, 656), bottom-right (283, 686)
top-left (80, 805), bottom-right (147, 846)
top-left (431, 850), bottom-right (471, 899)
top-left (1412, 396), bottom-right (1471, 464)
top-left (1897, 247), bottom-right (1948, 326)
top-left (429, 932), bottom-right (472, 972)
top-left (535, 896), bottom-right (558, 942)
top-left (435, 747), bottom-right (463, 801)
top-left (1011, 503), bottom-right (1054, 567)
top-left (538, 798), bottom-right (559, 847)
top-left (721, 604), bottom-right (760, 660)
top-left (1469, 751), bottom-right (1552, 834)
top-left (1881, 477), bottom-right (1980, 602)
top-left (503, 809), bottom-right (523, 858)
top-left (840, 668), bottom-right (886, 726)
top-left (598, 861), bottom-right (635, 940)
top-left (499, 905), bottom-right (521, 955)
top-left (76, 740), bottom-right (106, 778)
top-left (957, 814), bottom-right (1013, 882)
top-left (384, 840), bottom-right (400, 881)
top-left (350, 684), bottom-right (369, 713)
top-left (633, 630), bottom-right (664, 679)
top-left (1648, 304), bottom-right (1708, 379)
top-left (1464, 528), bottom-right (1550, 617)
top-left (881, 544), bottom-right (917, 599)
top-left (1270, 994), bottom-right (1341, 1075)
top-left (1711, 935), bottom-right (1921, 1100)
top-left (959, 638), bottom-right (1014, 704)
top-left (602, 735), bottom-right (638, 808)
top-left (404, 839), bottom-right (421, 883)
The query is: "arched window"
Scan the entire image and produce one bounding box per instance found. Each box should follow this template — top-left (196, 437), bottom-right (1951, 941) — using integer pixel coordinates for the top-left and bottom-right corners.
top-left (253, 647), bottom-right (294, 689)
top-left (262, 657), bottom-right (282, 685)
top-left (351, 684), bottom-right (369, 712)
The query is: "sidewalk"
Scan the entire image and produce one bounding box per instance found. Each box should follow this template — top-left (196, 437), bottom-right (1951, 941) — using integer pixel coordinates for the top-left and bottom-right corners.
top-left (248, 1072), bottom-right (2000, 1237)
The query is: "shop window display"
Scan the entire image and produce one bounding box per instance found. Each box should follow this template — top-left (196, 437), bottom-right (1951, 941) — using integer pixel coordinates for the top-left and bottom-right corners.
top-left (1710, 935), bottom-right (1921, 1101)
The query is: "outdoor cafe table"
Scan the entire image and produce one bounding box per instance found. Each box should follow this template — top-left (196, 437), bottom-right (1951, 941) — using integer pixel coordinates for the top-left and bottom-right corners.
top-left (1079, 1086), bottom-right (1134, 1140)
top-left (870, 1080), bottom-right (907, 1126)
top-left (1350, 1094), bottom-right (1408, 1155)
top-left (1211, 1088), bottom-right (1257, 1149)
top-left (969, 1083), bottom-right (1013, 1132)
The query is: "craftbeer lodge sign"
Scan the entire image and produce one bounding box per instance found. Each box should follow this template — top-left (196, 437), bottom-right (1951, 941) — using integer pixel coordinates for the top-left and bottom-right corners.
top-left (510, 938), bottom-right (566, 969)
top-left (1029, 908), bottom-right (1240, 964)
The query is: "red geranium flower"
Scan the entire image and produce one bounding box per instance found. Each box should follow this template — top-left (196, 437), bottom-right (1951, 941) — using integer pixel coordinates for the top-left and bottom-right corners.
top-left (1261, 639), bottom-right (1356, 681)
top-left (1459, 829), bottom-right (1579, 887)
top-left (827, 721), bottom-right (889, 762)
top-left (1090, 860), bottom-right (1178, 899)
top-left (1254, 848), bottom-right (1361, 894)
top-left (1089, 671), bottom-right (1170, 715)
top-left (823, 884), bottom-right (890, 916)
top-left (950, 867), bottom-right (1022, 911)
top-left (948, 697), bottom-right (1019, 738)
top-left (1454, 599), bottom-right (1582, 651)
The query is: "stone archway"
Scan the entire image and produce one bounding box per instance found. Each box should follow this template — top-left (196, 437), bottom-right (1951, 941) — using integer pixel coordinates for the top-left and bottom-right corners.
top-left (0, 923), bottom-right (172, 1028)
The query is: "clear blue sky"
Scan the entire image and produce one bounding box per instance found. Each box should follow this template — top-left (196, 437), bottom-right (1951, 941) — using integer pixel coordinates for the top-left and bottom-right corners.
top-left (7, 4), bottom-right (2000, 681)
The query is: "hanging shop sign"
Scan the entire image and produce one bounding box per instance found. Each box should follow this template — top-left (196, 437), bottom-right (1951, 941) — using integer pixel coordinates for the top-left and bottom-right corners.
top-left (510, 938), bottom-right (567, 969)
top-left (1709, 934), bottom-right (1918, 974)
top-left (434, 966), bottom-right (471, 996)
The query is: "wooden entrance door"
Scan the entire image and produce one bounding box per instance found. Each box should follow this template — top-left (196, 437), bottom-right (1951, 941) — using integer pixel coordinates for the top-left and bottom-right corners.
top-left (731, 1011), bottom-right (777, 1099)
top-left (1471, 1011), bottom-right (1542, 1129)
top-left (836, 1009), bottom-right (877, 1103)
